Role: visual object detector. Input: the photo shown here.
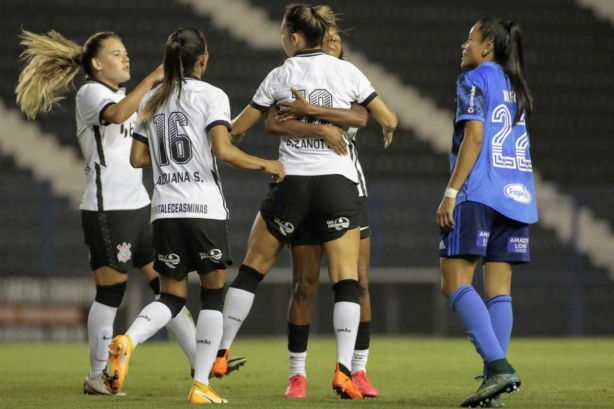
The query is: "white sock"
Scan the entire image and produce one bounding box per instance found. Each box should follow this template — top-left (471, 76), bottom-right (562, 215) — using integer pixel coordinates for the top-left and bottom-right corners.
top-left (288, 351), bottom-right (307, 378)
top-left (193, 310), bottom-right (223, 384)
top-left (351, 349), bottom-right (369, 374)
top-left (88, 301), bottom-right (117, 377)
top-left (333, 301), bottom-right (360, 371)
top-left (219, 287), bottom-right (255, 350)
top-left (126, 301), bottom-right (172, 346)
top-left (166, 306), bottom-right (197, 367)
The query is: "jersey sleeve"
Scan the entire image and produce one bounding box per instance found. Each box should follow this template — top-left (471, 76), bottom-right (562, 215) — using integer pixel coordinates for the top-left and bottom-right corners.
top-left (131, 97), bottom-right (149, 145)
top-left (250, 68), bottom-right (279, 112)
top-left (77, 84), bottom-right (116, 126)
top-left (348, 63), bottom-right (377, 106)
top-left (205, 91), bottom-right (232, 133)
top-left (455, 72), bottom-right (486, 123)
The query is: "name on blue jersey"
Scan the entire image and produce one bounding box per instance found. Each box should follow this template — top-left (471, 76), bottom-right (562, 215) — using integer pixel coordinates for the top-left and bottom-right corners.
top-left (503, 90), bottom-right (517, 103)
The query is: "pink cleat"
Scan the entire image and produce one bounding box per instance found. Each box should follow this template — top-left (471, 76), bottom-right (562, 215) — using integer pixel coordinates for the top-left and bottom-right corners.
top-left (352, 370), bottom-right (379, 398)
top-left (284, 374), bottom-right (307, 398)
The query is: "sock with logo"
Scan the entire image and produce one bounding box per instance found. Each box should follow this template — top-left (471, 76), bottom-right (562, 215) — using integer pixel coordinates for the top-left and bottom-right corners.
top-left (486, 295), bottom-right (513, 353)
top-left (449, 285), bottom-right (505, 363)
top-left (193, 288), bottom-right (224, 384)
top-left (87, 301), bottom-right (117, 377)
top-left (288, 324), bottom-right (310, 377)
top-left (332, 280), bottom-right (360, 371)
top-left (218, 265), bottom-right (264, 351)
top-left (166, 306), bottom-right (197, 368)
top-left (88, 282), bottom-right (126, 377)
top-left (147, 277), bottom-right (197, 368)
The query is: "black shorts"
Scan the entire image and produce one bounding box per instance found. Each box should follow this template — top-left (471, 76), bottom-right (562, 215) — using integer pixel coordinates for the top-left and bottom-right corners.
top-left (292, 195), bottom-right (370, 246)
top-left (81, 205), bottom-right (153, 272)
top-left (152, 218), bottom-right (232, 280)
top-left (260, 175), bottom-right (361, 244)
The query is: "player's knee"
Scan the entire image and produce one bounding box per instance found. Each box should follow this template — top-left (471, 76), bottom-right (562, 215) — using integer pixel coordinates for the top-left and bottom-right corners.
top-left (230, 264), bottom-right (265, 293)
top-left (95, 281), bottom-right (127, 308)
top-left (157, 293), bottom-right (186, 318)
top-left (200, 287), bottom-right (224, 312)
top-left (293, 278), bottom-right (318, 302)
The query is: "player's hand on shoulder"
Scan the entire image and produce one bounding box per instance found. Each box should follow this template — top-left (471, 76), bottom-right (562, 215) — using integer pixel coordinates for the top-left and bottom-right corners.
top-left (149, 64), bottom-right (164, 84)
top-left (263, 160), bottom-right (286, 183)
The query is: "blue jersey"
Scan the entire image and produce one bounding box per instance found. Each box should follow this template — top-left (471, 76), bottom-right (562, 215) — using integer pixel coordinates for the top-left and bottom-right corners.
top-left (451, 61), bottom-right (538, 224)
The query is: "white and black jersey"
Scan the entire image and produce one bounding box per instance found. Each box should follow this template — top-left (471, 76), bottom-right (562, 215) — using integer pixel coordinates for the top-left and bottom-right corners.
top-left (133, 77), bottom-right (232, 222)
top-left (346, 127), bottom-right (367, 197)
top-left (76, 80), bottom-right (150, 211)
top-left (250, 50), bottom-right (377, 183)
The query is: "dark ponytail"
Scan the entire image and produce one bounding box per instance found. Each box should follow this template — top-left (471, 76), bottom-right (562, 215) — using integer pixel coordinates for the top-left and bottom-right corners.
top-left (479, 19), bottom-right (532, 124)
top-left (140, 27), bottom-right (207, 122)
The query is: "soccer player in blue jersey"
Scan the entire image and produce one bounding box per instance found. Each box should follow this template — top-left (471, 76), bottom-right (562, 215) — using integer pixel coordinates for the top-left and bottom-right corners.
top-left (436, 19), bottom-right (536, 408)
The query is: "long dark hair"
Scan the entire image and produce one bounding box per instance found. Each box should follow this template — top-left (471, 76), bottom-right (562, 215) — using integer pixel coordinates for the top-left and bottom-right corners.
top-left (283, 3), bottom-right (337, 48)
top-left (478, 19), bottom-right (532, 124)
top-left (140, 27), bottom-right (207, 121)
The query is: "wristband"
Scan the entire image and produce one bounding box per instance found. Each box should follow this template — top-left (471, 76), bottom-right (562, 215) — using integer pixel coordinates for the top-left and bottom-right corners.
top-left (444, 187), bottom-right (458, 199)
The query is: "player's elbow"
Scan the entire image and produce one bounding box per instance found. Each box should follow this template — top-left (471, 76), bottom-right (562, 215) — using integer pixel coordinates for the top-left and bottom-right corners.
top-left (381, 111), bottom-right (398, 131)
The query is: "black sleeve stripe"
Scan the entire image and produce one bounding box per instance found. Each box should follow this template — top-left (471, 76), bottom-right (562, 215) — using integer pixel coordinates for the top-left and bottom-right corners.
top-left (206, 120), bottom-right (232, 133)
top-left (99, 102), bottom-right (116, 126)
top-left (249, 101), bottom-right (270, 112)
top-left (360, 92), bottom-right (378, 107)
top-left (132, 132), bottom-right (149, 145)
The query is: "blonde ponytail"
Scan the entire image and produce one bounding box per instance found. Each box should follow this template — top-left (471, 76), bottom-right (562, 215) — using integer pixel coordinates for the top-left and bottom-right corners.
top-left (16, 30), bottom-right (83, 119)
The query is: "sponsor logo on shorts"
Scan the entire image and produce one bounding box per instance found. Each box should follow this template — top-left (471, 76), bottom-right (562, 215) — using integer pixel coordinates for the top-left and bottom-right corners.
top-left (504, 183), bottom-right (532, 204)
top-left (200, 249), bottom-right (222, 263)
top-left (508, 236), bottom-right (529, 253)
top-left (274, 218), bottom-right (295, 236)
top-left (439, 240), bottom-right (446, 250)
top-left (327, 217), bottom-right (350, 231)
top-left (158, 253), bottom-right (180, 269)
top-left (116, 242), bottom-right (132, 263)
top-left (476, 230), bottom-right (490, 248)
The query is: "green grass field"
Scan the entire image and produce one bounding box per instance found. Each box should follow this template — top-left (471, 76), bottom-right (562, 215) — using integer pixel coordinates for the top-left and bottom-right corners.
top-left (1, 337), bottom-right (612, 408)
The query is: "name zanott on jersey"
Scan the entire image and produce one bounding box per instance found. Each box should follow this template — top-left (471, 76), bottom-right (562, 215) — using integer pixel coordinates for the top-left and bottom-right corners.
top-left (285, 138), bottom-right (329, 150)
top-left (152, 203), bottom-right (208, 215)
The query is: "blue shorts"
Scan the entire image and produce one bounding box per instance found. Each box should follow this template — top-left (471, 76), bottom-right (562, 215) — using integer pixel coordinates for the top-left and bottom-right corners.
top-left (439, 201), bottom-right (530, 264)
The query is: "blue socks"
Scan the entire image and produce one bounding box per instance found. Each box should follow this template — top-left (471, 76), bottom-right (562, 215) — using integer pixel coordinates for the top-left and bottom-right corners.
top-left (486, 295), bottom-right (513, 353)
top-left (449, 285), bottom-right (505, 363)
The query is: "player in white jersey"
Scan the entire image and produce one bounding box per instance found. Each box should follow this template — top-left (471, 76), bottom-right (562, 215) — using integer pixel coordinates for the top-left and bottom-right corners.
top-left (16, 30), bottom-right (198, 396)
top-left (210, 5), bottom-right (395, 400)
top-left (266, 26), bottom-right (397, 399)
top-left (102, 27), bottom-right (284, 404)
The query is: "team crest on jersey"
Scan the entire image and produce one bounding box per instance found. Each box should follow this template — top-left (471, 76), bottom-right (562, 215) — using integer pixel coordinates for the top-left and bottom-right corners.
top-left (200, 249), bottom-right (222, 263)
top-left (116, 242), bottom-right (132, 263)
top-left (158, 253), bottom-right (180, 269)
top-left (274, 218), bottom-right (295, 236)
top-left (327, 217), bottom-right (350, 231)
top-left (504, 183), bottom-right (532, 204)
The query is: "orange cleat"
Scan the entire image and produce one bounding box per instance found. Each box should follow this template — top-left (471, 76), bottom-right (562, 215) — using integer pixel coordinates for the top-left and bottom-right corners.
top-left (102, 335), bottom-right (134, 394)
top-left (332, 362), bottom-right (363, 400)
